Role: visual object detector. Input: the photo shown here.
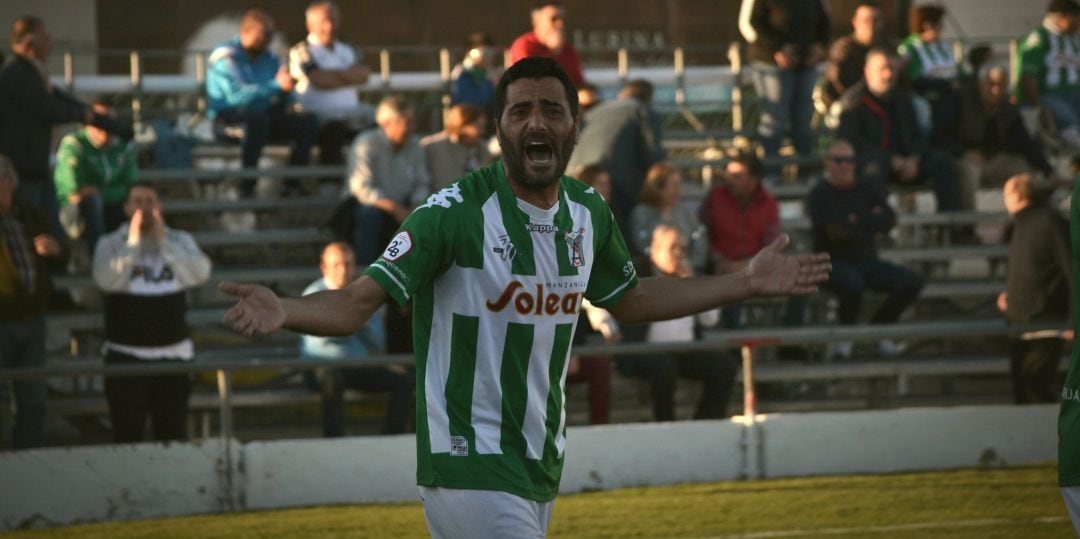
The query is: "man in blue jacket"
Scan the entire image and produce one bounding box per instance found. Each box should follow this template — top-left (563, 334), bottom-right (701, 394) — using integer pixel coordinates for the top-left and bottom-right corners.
top-left (206, 9), bottom-right (317, 195)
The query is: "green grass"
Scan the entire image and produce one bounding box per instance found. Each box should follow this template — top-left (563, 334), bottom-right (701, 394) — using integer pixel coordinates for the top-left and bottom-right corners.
top-left (5, 464), bottom-right (1072, 538)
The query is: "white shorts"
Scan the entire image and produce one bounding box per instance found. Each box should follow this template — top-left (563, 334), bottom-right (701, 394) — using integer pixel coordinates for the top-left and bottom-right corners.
top-left (419, 486), bottom-right (555, 539)
top-left (1063, 487), bottom-right (1080, 536)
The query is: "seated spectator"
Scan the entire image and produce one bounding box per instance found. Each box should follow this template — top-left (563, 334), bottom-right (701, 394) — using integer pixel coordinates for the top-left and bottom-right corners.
top-left (568, 79), bottom-right (665, 228)
top-left (617, 224), bottom-right (736, 421)
top-left (1017, 0), bottom-right (1080, 150)
top-left (837, 48), bottom-right (961, 212)
top-left (898, 4), bottom-right (961, 131)
top-left (998, 174), bottom-right (1072, 404)
top-left (54, 101), bottom-right (137, 252)
top-left (509, 1), bottom-right (585, 86)
top-left (629, 163), bottom-right (707, 272)
top-left (421, 103), bottom-right (492, 190)
top-left (450, 32), bottom-right (499, 116)
top-left (300, 242), bottom-right (413, 435)
top-left (207, 9), bottom-right (318, 195)
top-left (346, 95), bottom-right (430, 264)
top-left (91, 183), bottom-right (212, 443)
top-left (699, 152), bottom-right (780, 277)
top-left (819, 1), bottom-right (886, 116)
top-left (949, 65), bottom-right (1060, 210)
top-left (0, 154), bottom-right (67, 449)
top-left (288, 1), bottom-right (372, 176)
top-left (808, 140), bottom-right (924, 359)
top-left (577, 82), bottom-right (601, 116)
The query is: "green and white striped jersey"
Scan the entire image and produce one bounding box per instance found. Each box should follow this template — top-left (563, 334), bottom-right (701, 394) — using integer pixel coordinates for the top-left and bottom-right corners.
top-left (1018, 24), bottom-right (1080, 99)
top-left (898, 34), bottom-right (959, 82)
top-left (364, 161), bottom-right (638, 501)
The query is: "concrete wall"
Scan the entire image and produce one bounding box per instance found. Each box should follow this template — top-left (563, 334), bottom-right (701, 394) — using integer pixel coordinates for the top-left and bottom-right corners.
top-left (0, 405), bottom-right (1058, 531)
top-left (0, 0), bottom-right (98, 74)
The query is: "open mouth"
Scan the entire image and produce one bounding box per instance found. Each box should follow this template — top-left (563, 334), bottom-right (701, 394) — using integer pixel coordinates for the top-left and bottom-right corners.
top-left (525, 141), bottom-right (554, 166)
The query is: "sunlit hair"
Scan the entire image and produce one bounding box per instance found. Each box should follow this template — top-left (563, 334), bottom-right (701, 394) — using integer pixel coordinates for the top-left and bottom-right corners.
top-left (639, 162), bottom-right (679, 207)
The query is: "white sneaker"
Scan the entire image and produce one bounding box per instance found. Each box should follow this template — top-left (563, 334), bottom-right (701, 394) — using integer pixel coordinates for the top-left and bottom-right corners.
top-left (878, 339), bottom-right (907, 357)
top-left (829, 341), bottom-right (853, 360)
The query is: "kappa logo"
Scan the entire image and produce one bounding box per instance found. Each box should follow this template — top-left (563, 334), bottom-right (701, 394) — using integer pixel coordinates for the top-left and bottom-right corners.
top-left (526, 222), bottom-right (557, 234)
top-left (564, 227), bottom-right (586, 268)
top-left (418, 185), bottom-right (464, 210)
top-left (492, 234), bottom-right (518, 262)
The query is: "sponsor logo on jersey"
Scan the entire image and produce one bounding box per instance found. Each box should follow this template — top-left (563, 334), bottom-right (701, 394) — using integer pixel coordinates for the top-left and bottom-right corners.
top-left (492, 234), bottom-right (518, 262)
top-left (526, 222), bottom-right (557, 234)
top-left (382, 231), bottom-right (413, 261)
top-left (1065, 386), bottom-right (1080, 403)
top-left (418, 184), bottom-right (464, 210)
top-left (486, 281), bottom-right (581, 316)
top-left (564, 227), bottom-right (586, 268)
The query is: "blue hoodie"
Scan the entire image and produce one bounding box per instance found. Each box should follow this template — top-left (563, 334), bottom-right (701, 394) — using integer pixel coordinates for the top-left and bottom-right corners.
top-left (206, 37), bottom-right (288, 117)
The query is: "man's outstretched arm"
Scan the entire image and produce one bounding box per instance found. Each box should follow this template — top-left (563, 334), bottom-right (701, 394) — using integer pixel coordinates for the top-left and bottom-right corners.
top-left (220, 275), bottom-right (388, 337)
top-left (608, 235), bottom-right (830, 324)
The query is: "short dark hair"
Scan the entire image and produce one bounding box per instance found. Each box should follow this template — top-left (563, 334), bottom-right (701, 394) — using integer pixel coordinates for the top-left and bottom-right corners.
top-left (465, 31), bottom-right (493, 50)
top-left (126, 181), bottom-right (158, 200)
top-left (493, 56), bottom-right (579, 123)
top-left (909, 5), bottom-right (946, 34)
top-left (10, 15), bottom-right (44, 49)
top-left (619, 79), bottom-right (654, 104)
top-left (865, 46), bottom-right (896, 66)
top-left (727, 151), bottom-right (763, 180)
top-left (532, 1), bottom-right (563, 12)
top-left (1048, 0), bottom-right (1080, 15)
top-left (574, 164), bottom-right (608, 186)
top-left (855, 0), bottom-right (882, 10)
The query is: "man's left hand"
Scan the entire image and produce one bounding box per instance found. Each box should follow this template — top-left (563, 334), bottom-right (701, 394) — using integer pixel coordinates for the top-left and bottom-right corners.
top-left (33, 234), bottom-right (61, 257)
top-left (746, 234), bottom-right (831, 297)
top-left (151, 209), bottom-right (167, 241)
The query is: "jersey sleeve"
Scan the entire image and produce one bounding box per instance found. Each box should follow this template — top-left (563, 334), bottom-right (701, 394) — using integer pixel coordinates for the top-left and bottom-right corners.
top-left (584, 205), bottom-right (638, 309)
top-left (363, 197), bottom-right (455, 306)
top-left (1018, 29), bottom-right (1046, 76)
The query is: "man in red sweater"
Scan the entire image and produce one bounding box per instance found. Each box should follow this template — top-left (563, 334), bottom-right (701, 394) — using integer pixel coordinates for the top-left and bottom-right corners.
top-left (509, 1), bottom-right (585, 86)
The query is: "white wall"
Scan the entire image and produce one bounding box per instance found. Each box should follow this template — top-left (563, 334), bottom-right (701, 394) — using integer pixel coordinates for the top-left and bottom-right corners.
top-left (0, 405), bottom-right (1059, 531)
top-left (0, 0), bottom-right (98, 74)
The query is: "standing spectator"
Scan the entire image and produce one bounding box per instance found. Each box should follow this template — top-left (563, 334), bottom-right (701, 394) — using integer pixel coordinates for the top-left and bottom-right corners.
top-left (92, 183), bottom-right (212, 443)
top-left (629, 163), bottom-right (707, 272)
top-left (739, 0), bottom-right (831, 165)
top-left (700, 153), bottom-right (780, 277)
top-left (0, 16), bottom-right (89, 233)
top-left (54, 101), bottom-right (137, 252)
top-left (421, 103), bottom-right (492, 190)
top-left (288, 1), bottom-right (372, 176)
top-left (898, 4), bottom-right (961, 131)
top-left (837, 49), bottom-right (961, 212)
top-left (949, 65), bottom-right (1060, 210)
top-left (450, 32), bottom-right (500, 115)
top-left (0, 155), bottom-right (67, 449)
top-left (998, 174), bottom-right (1072, 403)
top-left (820, 1), bottom-right (886, 113)
top-left (207, 9), bottom-right (318, 195)
top-left (509, 1), bottom-right (585, 86)
top-left (346, 95), bottom-right (430, 265)
top-left (1017, 0), bottom-right (1080, 150)
top-left (300, 242), bottom-right (413, 436)
top-left (616, 224), bottom-right (737, 422)
top-left (577, 82), bottom-right (602, 116)
top-left (568, 79), bottom-right (665, 229)
top-left (808, 140), bottom-right (924, 358)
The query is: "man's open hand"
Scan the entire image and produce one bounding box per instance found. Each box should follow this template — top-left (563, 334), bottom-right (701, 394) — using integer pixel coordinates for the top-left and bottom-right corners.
top-left (746, 234), bottom-right (831, 296)
top-left (220, 281), bottom-right (286, 337)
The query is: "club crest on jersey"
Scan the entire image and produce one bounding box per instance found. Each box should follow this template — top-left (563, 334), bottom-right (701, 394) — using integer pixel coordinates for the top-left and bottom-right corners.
top-left (492, 234), bottom-right (518, 262)
top-left (564, 227), bottom-right (585, 268)
top-left (381, 231), bottom-right (413, 261)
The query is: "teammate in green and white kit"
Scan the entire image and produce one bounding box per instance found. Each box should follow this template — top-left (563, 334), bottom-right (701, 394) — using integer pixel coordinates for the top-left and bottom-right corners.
top-left (220, 57), bottom-right (831, 538)
top-left (1017, 0), bottom-right (1080, 150)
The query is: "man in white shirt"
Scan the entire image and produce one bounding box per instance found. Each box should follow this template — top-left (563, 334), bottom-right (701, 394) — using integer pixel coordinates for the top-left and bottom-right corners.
top-left (289, 1), bottom-right (372, 170)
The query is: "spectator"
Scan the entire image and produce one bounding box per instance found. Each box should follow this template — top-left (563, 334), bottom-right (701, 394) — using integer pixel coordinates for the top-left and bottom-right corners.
top-left (629, 163), bottom-right (707, 272)
top-left (207, 9), bottom-right (318, 195)
top-left (450, 32), bottom-right (500, 116)
top-left (568, 79), bottom-right (665, 229)
top-left (300, 242), bottom-right (413, 436)
top-left (998, 173), bottom-right (1072, 403)
top-left (617, 224), bottom-right (737, 421)
top-left (91, 183), bottom-right (211, 443)
top-left (837, 48), bottom-right (961, 213)
top-left (421, 103), bottom-right (492, 190)
top-left (820, 1), bottom-right (886, 113)
top-left (0, 154), bottom-right (67, 449)
top-left (509, 1), bottom-right (585, 86)
top-left (898, 4), bottom-right (961, 131)
top-left (288, 1), bottom-right (372, 176)
top-left (54, 101), bottom-right (137, 252)
top-left (346, 95), bottom-right (430, 265)
top-left (577, 82), bottom-right (602, 116)
top-left (1017, 0), bottom-right (1080, 150)
top-left (950, 65), bottom-right (1060, 210)
top-left (808, 140), bottom-right (924, 359)
top-left (700, 152), bottom-right (780, 277)
top-left (739, 0), bottom-right (831, 165)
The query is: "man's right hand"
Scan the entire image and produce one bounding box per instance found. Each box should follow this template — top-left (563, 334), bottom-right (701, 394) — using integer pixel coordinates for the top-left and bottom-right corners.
top-left (220, 282), bottom-right (287, 337)
top-left (127, 209), bottom-right (144, 245)
top-left (276, 67), bottom-right (295, 93)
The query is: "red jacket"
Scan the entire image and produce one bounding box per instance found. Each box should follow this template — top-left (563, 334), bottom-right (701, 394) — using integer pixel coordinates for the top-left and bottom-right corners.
top-left (700, 184), bottom-right (780, 262)
top-left (509, 32), bottom-right (585, 86)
